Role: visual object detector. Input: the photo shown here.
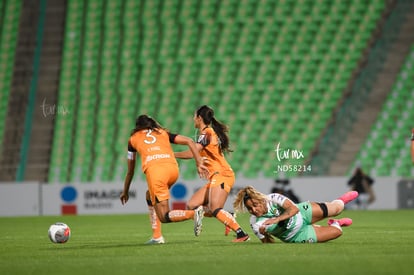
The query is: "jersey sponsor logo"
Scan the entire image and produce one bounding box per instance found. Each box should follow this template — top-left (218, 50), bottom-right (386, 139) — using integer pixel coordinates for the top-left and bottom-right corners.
top-left (145, 153), bottom-right (172, 163)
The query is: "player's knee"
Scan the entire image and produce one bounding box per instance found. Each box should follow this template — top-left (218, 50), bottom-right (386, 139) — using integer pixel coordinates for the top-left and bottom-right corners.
top-left (319, 227), bottom-right (342, 242)
top-left (159, 212), bottom-right (171, 223)
top-left (186, 198), bottom-right (201, 210)
top-left (329, 225), bottom-right (343, 240)
top-left (334, 229), bottom-right (343, 239)
top-left (186, 202), bottom-right (196, 210)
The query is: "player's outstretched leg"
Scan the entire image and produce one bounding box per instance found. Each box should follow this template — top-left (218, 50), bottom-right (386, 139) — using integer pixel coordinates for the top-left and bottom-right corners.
top-left (312, 191), bottom-right (358, 222)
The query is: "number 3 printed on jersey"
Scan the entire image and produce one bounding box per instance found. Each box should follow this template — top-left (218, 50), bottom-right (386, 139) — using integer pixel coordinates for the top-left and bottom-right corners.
top-left (144, 129), bottom-right (157, 144)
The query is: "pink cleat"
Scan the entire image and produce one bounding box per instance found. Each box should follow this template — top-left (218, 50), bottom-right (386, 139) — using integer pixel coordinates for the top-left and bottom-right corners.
top-left (328, 218), bottom-right (353, 227)
top-left (337, 191), bottom-right (358, 204)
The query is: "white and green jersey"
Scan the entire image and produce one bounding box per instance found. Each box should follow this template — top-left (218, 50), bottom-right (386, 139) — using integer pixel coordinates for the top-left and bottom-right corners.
top-left (250, 193), bottom-right (304, 242)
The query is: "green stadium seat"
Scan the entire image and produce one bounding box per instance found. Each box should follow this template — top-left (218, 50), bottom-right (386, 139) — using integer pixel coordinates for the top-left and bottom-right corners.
top-left (0, 0), bottom-right (22, 157)
top-left (47, 0), bottom-right (389, 181)
top-left (352, 44), bottom-right (414, 177)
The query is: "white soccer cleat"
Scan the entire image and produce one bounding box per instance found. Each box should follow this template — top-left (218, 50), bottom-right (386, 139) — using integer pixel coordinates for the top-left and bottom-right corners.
top-left (144, 236), bottom-right (165, 245)
top-left (194, 206), bottom-right (204, 237)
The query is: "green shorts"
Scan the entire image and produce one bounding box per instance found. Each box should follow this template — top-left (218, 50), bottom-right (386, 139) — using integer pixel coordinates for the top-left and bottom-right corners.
top-left (287, 202), bottom-right (317, 243)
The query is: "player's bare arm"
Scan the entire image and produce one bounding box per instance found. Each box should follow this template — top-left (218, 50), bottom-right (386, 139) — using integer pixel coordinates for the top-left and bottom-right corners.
top-left (173, 135), bottom-right (209, 179)
top-left (174, 143), bottom-right (204, 159)
top-left (120, 156), bottom-right (136, 205)
top-left (174, 149), bottom-right (194, 159)
top-left (259, 199), bottom-right (299, 234)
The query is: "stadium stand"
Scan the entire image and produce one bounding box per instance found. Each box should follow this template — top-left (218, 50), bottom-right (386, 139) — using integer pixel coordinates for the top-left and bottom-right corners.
top-left (46, 0), bottom-right (389, 182)
top-left (0, 0), bottom-right (21, 158)
top-left (352, 45), bottom-right (414, 177)
top-left (311, 0), bottom-right (414, 177)
top-left (4, 0), bottom-right (414, 182)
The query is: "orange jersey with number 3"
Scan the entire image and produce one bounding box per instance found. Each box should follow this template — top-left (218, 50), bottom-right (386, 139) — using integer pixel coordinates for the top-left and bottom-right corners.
top-left (128, 129), bottom-right (178, 173)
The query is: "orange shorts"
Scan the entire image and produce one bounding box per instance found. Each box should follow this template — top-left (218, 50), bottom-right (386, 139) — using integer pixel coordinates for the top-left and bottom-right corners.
top-left (145, 163), bottom-right (179, 205)
top-left (206, 171), bottom-right (235, 193)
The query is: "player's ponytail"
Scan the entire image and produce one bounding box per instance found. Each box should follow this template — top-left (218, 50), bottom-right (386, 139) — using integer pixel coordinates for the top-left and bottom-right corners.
top-left (196, 105), bottom-right (232, 154)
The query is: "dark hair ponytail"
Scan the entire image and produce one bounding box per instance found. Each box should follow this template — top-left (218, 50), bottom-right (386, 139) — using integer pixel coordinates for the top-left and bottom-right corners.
top-left (131, 115), bottom-right (163, 135)
top-left (196, 105), bottom-right (232, 153)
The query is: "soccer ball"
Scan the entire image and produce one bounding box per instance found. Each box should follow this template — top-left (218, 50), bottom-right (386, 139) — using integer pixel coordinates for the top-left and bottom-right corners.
top-left (48, 222), bottom-right (71, 243)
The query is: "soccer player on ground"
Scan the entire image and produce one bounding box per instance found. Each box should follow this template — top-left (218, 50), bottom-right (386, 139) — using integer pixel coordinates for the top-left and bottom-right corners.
top-left (120, 115), bottom-right (209, 244)
top-left (175, 105), bottom-right (250, 242)
top-left (233, 186), bottom-right (358, 243)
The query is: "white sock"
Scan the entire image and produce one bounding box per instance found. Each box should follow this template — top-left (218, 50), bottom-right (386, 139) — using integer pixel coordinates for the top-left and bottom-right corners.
top-left (330, 221), bottom-right (343, 231)
top-left (148, 206), bottom-right (158, 229)
top-left (332, 199), bottom-right (345, 208)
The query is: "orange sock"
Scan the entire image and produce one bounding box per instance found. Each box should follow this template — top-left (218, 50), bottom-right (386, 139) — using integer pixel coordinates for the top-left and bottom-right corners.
top-left (148, 206), bottom-right (162, 239)
top-left (215, 209), bottom-right (240, 232)
top-left (167, 210), bottom-right (194, 222)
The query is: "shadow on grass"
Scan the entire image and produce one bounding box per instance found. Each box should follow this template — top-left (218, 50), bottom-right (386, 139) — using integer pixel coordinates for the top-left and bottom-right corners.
top-left (41, 239), bottom-right (208, 250)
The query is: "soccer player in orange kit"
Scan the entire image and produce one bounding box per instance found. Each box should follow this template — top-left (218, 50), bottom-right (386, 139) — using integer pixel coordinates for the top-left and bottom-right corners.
top-left (175, 105), bottom-right (250, 242)
top-left (120, 115), bottom-right (209, 243)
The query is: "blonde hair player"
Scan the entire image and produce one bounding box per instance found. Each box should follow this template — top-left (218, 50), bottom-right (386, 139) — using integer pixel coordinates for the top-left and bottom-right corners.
top-left (234, 186), bottom-right (358, 243)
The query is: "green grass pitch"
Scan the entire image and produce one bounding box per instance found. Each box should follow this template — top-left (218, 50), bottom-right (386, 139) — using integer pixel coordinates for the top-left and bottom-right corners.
top-left (0, 210), bottom-right (413, 275)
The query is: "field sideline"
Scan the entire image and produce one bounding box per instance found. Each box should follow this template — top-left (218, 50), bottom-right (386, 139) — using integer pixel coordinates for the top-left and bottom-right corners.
top-left (0, 210), bottom-right (413, 275)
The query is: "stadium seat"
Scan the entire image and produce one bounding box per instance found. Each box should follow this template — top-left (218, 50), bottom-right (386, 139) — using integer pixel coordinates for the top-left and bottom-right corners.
top-left (0, 0), bottom-right (22, 151)
top-left (48, 0), bottom-right (388, 182)
top-left (351, 44), bottom-right (414, 177)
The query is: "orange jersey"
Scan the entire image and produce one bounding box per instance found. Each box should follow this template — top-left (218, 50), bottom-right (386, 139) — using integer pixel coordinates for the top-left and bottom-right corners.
top-left (197, 127), bottom-right (233, 176)
top-left (128, 128), bottom-right (178, 173)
